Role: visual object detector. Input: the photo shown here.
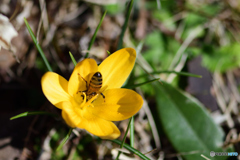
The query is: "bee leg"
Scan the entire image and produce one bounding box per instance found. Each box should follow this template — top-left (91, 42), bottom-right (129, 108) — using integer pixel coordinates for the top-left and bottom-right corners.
top-left (77, 91), bottom-right (87, 101)
top-left (81, 94), bottom-right (84, 100)
top-left (77, 73), bottom-right (88, 98)
top-left (77, 73), bottom-right (88, 89)
top-left (76, 90), bottom-right (87, 95)
top-left (100, 93), bottom-right (105, 102)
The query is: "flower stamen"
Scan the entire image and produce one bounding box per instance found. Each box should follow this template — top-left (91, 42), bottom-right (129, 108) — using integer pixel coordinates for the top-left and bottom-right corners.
top-left (86, 94), bottom-right (99, 107)
top-left (80, 92), bottom-right (98, 109)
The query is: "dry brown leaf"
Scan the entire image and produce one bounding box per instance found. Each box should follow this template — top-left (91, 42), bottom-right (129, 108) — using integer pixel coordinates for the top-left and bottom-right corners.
top-left (0, 14), bottom-right (18, 51)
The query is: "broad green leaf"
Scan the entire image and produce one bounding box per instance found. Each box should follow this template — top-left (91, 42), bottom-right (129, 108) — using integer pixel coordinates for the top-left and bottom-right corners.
top-left (154, 81), bottom-right (230, 160)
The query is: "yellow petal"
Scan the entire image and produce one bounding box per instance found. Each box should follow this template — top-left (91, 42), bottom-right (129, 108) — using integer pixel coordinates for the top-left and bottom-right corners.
top-left (68, 59), bottom-right (98, 96)
top-left (99, 48), bottom-right (136, 91)
top-left (78, 107), bottom-right (120, 139)
top-left (41, 72), bottom-right (71, 109)
top-left (61, 101), bottom-right (83, 128)
top-left (89, 88), bottom-right (143, 121)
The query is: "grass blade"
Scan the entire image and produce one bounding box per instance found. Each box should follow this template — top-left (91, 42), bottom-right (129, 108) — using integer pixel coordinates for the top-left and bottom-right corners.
top-left (24, 18), bottom-right (53, 72)
top-left (136, 71), bottom-right (202, 80)
top-left (112, 139), bottom-right (150, 160)
top-left (130, 116), bottom-right (134, 147)
top-left (123, 78), bottom-right (160, 89)
top-left (154, 71), bottom-right (202, 78)
top-left (85, 10), bottom-right (107, 58)
top-left (115, 117), bottom-right (132, 160)
top-left (10, 111), bottom-right (57, 120)
top-left (117, 0), bottom-right (134, 49)
top-left (56, 128), bottom-right (73, 151)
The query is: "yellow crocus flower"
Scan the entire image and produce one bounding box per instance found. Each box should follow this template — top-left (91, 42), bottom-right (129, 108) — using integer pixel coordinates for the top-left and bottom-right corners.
top-left (41, 48), bottom-right (143, 139)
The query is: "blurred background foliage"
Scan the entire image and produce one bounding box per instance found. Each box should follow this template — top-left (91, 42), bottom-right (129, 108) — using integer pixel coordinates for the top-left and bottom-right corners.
top-left (0, 0), bottom-right (240, 159)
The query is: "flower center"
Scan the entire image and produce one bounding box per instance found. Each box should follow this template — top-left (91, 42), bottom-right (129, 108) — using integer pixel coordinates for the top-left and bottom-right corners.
top-left (80, 92), bottom-right (98, 109)
top-left (73, 91), bottom-right (100, 109)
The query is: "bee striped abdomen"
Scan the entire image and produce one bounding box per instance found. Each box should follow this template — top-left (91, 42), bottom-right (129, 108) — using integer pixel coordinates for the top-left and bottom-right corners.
top-left (87, 72), bottom-right (102, 95)
top-left (79, 71), bottom-right (105, 102)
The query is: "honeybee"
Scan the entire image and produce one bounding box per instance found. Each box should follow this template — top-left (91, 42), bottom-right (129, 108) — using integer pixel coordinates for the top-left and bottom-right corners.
top-left (79, 72), bottom-right (105, 102)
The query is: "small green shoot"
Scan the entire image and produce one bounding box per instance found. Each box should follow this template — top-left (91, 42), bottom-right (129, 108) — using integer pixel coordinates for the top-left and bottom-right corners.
top-left (69, 51), bottom-right (77, 66)
top-left (107, 50), bottom-right (111, 55)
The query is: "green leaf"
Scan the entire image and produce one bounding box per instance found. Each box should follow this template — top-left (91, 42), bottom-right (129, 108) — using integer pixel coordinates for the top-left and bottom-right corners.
top-left (202, 43), bottom-right (240, 72)
top-left (185, 2), bottom-right (222, 16)
top-left (142, 30), bottom-right (181, 70)
top-left (104, 4), bottom-right (124, 15)
top-left (143, 31), bottom-right (165, 65)
top-left (184, 13), bottom-right (206, 30)
top-left (152, 10), bottom-right (176, 30)
top-left (153, 81), bottom-right (230, 160)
